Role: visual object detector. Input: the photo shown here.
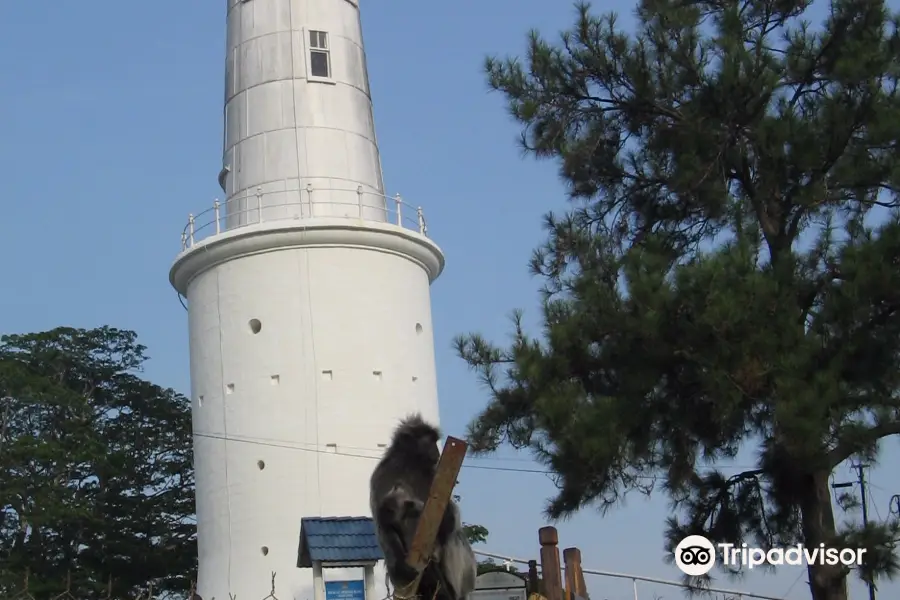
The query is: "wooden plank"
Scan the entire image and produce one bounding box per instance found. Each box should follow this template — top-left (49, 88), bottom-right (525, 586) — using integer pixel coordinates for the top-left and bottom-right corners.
top-left (407, 436), bottom-right (468, 573)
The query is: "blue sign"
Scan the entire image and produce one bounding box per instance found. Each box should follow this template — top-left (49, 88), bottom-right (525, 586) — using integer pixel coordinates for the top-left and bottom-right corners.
top-left (325, 580), bottom-right (365, 600)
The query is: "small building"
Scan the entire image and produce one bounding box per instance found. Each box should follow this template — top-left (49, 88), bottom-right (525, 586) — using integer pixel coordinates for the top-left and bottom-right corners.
top-left (298, 517), bottom-right (385, 600)
top-left (472, 570), bottom-right (528, 600)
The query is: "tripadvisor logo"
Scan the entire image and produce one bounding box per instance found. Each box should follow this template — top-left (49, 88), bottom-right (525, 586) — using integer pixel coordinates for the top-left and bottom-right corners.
top-left (674, 535), bottom-right (867, 577)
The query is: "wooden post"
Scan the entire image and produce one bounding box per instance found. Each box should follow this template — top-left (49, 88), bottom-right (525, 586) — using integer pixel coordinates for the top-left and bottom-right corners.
top-left (527, 559), bottom-right (540, 595)
top-left (538, 527), bottom-right (563, 600)
top-left (399, 436), bottom-right (468, 598)
top-left (563, 548), bottom-right (587, 600)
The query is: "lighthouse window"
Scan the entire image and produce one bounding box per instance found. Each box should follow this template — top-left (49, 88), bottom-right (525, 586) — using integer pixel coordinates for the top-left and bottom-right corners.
top-left (309, 30), bottom-right (331, 79)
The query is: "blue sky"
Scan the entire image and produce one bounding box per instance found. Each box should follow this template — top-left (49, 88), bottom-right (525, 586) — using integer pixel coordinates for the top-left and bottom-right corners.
top-left (0, 1), bottom-right (897, 598)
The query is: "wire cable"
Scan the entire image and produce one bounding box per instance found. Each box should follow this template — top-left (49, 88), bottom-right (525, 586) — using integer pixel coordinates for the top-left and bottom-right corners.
top-left (871, 492), bottom-right (884, 522)
top-left (192, 431), bottom-right (553, 474)
top-left (867, 481), bottom-right (892, 494)
top-left (191, 430), bottom-right (762, 477)
top-left (780, 571), bottom-right (805, 599)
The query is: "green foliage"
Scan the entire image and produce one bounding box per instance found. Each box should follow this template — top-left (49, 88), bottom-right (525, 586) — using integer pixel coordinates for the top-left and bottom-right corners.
top-left (463, 522), bottom-right (490, 545)
top-left (0, 327), bottom-right (196, 598)
top-left (475, 558), bottom-right (520, 576)
top-left (456, 1), bottom-right (900, 599)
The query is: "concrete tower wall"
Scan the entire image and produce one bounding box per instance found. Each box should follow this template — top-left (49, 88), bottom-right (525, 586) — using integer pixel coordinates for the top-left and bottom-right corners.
top-left (222, 0), bottom-right (386, 227)
top-left (171, 2), bottom-right (447, 598)
top-left (182, 226), bottom-right (442, 599)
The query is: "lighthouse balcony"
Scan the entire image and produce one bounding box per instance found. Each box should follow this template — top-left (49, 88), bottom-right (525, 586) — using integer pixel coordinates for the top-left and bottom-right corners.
top-left (178, 184), bottom-right (429, 250)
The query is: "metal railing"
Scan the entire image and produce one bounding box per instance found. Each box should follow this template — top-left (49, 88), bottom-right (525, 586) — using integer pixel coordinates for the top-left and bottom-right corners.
top-left (473, 550), bottom-right (784, 600)
top-left (179, 184), bottom-right (428, 250)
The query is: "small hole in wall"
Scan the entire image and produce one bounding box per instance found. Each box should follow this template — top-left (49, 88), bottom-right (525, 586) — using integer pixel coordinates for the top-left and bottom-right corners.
top-left (257, 460), bottom-right (265, 470)
top-left (321, 370), bottom-right (333, 381)
top-left (377, 443), bottom-right (387, 448)
top-left (198, 395), bottom-right (204, 406)
top-left (411, 376), bottom-right (418, 382)
top-left (261, 546), bottom-right (269, 556)
top-left (270, 374), bottom-right (280, 385)
top-left (372, 370), bottom-right (382, 381)
top-left (415, 323), bottom-right (423, 335)
top-left (249, 319), bottom-right (262, 334)
top-left (225, 383), bottom-right (235, 394)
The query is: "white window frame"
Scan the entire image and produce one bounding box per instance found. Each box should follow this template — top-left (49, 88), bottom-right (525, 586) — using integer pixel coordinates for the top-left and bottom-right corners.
top-left (305, 29), bottom-right (334, 84)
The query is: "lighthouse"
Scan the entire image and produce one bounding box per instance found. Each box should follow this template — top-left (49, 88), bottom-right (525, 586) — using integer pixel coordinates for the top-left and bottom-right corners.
top-left (168, 0), bottom-right (445, 598)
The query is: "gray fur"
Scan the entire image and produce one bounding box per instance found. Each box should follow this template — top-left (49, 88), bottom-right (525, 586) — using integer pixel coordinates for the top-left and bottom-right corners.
top-left (369, 414), bottom-right (477, 600)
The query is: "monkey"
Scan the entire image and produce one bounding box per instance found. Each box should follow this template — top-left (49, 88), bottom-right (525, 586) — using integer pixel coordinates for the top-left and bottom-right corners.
top-left (370, 413), bottom-right (477, 600)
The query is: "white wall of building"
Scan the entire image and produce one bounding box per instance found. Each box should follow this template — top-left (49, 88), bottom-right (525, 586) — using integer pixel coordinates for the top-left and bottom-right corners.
top-left (222, 0), bottom-right (387, 227)
top-left (174, 222), bottom-right (444, 600)
top-left (171, 2), bottom-right (446, 598)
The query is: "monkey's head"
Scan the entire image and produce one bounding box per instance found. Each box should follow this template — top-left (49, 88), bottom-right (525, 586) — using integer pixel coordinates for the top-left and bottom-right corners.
top-left (390, 413), bottom-right (442, 465)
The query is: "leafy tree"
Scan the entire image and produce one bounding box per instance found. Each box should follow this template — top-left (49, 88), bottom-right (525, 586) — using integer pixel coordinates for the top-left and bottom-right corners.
top-left (455, 2), bottom-right (900, 599)
top-left (463, 521), bottom-right (490, 546)
top-left (475, 558), bottom-right (521, 576)
top-left (0, 327), bottom-right (196, 598)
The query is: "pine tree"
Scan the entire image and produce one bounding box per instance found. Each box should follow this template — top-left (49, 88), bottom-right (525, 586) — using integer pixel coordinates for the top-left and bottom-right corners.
top-left (455, 2), bottom-right (900, 599)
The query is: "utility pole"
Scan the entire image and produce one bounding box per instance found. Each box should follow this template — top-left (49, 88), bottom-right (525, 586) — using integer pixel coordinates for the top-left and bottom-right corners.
top-left (857, 462), bottom-right (877, 600)
top-left (834, 463), bottom-right (876, 600)
top-left (854, 462), bottom-right (877, 600)
top-left (855, 463), bottom-right (872, 533)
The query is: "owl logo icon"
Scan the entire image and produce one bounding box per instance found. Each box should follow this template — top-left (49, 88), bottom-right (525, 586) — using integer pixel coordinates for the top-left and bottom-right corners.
top-left (675, 535), bottom-right (716, 576)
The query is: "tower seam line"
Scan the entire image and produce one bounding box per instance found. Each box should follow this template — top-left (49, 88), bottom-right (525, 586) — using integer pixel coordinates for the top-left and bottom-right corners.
top-left (214, 268), bottom-right (234, 588)
top-left (286, 0), bottom-right (305, 218)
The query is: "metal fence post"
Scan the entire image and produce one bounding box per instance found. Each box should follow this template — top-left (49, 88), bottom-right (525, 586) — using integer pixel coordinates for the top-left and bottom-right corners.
top-left (417, 206), bottom-right (426, 235)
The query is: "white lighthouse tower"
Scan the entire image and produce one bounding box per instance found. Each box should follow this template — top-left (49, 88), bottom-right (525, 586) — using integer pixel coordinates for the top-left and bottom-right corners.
top-left (168, 0), bottom-right (445, 598)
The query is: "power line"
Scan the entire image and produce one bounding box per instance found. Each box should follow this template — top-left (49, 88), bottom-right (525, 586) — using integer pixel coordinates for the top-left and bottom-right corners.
top-left (192, 431), bottom-right (550, 474)
top-left (871, 493), bottom-right (884, 522)
top-left (191, 430), bottom-right (760, 477)
top-left (867, 480), bottom-right (893, 494)
top-left (203, 432), bottom-right (758, 469)
top-left (780, 571), bottom-right (805, 599)
top-left (858, 481), bottom-right (899, 520)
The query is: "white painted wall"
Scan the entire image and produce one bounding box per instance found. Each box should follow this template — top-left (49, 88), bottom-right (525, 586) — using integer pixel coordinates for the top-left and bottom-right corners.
top-left (174, 220), bottom-right (445, 600)
top-left (223, 0), bottom-right (387, 227)
top-left (170, 2), bottom-right (446, 599)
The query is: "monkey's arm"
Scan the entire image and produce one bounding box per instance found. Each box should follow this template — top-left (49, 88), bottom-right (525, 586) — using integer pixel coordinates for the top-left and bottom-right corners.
top-left (377, 502), bottom-right (421, 584)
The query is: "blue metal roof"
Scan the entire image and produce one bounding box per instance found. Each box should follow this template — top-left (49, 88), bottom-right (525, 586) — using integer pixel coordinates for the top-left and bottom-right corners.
top-left (297, 516), bottom-right (384, 568)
